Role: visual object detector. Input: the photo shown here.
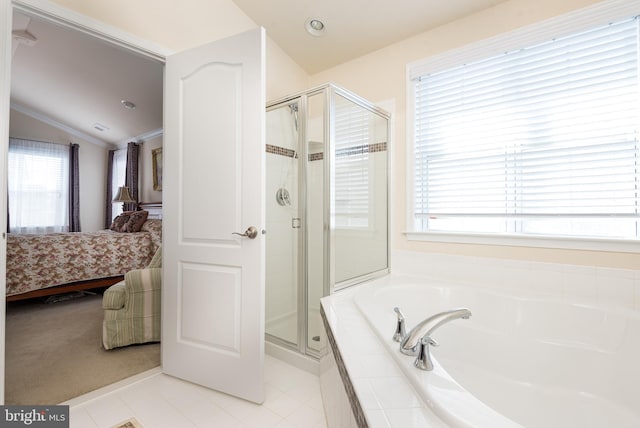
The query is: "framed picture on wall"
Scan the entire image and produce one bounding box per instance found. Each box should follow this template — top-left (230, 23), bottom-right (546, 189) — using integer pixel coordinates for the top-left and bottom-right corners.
top-left (152, 147), bottom-right (163, 191)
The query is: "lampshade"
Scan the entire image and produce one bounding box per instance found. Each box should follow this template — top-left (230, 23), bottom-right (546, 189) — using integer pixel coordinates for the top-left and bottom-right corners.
top-left (112, 186), bottom-right (136, 203)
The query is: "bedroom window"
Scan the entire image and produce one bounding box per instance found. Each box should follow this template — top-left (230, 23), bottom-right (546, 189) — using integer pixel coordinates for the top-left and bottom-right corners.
top-left (8, 138), bottom-right (70, 234)
top-left (111, 148), bottom-right (127, 220)
top-left (409, 11), bottom-right (640, 242)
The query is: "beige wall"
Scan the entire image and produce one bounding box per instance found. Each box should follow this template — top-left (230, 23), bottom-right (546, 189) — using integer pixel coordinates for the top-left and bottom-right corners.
top-left (308, 0), bottom-right (640, 269)
top-left (46, 0), bottom-right (638, 268)
top-left (9, 108), bottom-right (108, 232)
top-left (265, 37), bottom-right (309, 102)
top-left (49, 0), bottom-right (256, 53)
top-left (49, 0), bottom-right (309, 102)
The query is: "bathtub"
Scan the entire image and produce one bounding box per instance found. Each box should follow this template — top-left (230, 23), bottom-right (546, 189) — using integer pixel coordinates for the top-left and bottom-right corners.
top-left (335, 274), bottom-right (640, 427)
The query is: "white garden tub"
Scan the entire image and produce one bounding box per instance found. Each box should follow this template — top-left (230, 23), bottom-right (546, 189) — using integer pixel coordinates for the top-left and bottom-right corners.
top-left (353, 276), bottom-right (640, 427)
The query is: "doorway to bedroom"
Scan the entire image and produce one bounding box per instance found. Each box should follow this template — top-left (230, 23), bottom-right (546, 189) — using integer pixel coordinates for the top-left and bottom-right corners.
top-left (5, 6), bottom-right (164, 404)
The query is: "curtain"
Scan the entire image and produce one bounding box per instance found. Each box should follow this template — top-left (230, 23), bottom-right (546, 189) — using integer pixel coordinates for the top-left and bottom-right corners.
top-left (68, 143), bottom-right (81, 232)
top-left (105, 150), bottom-right (115, 228)
top-left (124, 142), bottom-right (140, 212)
top-left (8, 138), bottom-right (70, 234)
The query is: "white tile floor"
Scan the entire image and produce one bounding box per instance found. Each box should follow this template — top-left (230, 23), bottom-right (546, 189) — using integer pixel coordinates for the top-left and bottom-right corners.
top-left (67, 355), bottom-right (328, 428)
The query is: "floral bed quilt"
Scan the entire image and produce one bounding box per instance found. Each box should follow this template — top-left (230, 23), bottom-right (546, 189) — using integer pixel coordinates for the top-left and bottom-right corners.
top-left (6, 219), bottom-right (162, 298)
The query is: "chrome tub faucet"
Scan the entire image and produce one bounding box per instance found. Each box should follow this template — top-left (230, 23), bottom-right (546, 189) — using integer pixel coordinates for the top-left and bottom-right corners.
top-left (394, 307), bottom-right (472, 370)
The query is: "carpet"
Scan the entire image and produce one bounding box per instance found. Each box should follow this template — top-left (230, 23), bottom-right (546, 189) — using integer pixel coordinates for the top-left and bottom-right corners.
top-left (5, 291), bottom-right (160, 405)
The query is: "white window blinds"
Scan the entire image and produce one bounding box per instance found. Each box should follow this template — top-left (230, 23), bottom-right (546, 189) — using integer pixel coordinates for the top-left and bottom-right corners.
top-left (412, 16), bottom-right (640, 239)
top-left (334, 95), bottom-right (371, 228)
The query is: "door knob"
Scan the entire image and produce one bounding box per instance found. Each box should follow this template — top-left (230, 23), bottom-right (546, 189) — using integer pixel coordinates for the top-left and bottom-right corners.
top-left (232, 226), bottom-right (258, 239)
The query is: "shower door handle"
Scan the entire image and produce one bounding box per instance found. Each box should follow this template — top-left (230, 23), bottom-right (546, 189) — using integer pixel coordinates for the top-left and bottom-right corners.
top-left (232, 226), bottom-right (258, 239)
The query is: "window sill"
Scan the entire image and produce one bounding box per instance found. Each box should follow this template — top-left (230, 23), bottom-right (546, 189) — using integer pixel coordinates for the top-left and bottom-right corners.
top-left (404, 231), bottom-right (640, 253)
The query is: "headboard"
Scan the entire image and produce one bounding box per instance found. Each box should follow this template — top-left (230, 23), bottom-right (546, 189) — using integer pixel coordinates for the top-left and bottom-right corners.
top-left (139, 202), bottom-right (162, 219)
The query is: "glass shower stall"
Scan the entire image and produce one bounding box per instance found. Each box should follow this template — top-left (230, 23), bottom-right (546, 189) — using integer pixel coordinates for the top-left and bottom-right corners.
top-left (265, 83), bottom-right (390, 358)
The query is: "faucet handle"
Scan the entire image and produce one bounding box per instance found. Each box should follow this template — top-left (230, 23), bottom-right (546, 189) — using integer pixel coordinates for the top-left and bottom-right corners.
top-left (392, 307), bottom-right (406, 342)
top-left (422, 336), bottom-right (438, 347)
top-left (414, 336), bottom-right (439, 371)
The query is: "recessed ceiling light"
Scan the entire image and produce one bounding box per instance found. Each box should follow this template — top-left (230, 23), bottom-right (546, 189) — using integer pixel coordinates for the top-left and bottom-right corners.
top-left (305, 18), bottom-right (326, 37)
top-left (121, 100), bottom-right (136, 109)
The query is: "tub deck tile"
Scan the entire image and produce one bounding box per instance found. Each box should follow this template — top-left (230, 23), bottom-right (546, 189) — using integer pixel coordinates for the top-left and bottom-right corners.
top-left (321, 284), bottom-right (449, 428)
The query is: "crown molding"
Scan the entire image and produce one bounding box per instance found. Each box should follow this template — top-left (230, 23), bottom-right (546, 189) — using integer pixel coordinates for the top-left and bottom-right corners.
top-left (116, 128), bottom-right (164, 148)
top-left (10, 102), bottom-right (111, 147)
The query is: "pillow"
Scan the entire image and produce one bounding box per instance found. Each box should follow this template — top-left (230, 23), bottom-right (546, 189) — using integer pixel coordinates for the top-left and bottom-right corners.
top-left (147, 245), bottom-right (162, 268)
top-left (110, 211), bottom-right (133, 232)
top-left (110, 210), bottom-right (149, 233)
top-left (123, 210), bottom-right (149, 232)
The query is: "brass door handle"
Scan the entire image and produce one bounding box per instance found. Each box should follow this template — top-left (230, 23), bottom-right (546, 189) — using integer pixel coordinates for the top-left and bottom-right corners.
top-left (232, 226), bottom-right (258, 239)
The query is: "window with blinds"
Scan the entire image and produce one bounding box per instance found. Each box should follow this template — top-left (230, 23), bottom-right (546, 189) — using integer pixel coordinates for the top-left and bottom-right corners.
top-left (8, 138), bottom-right (70, 234)
top-left (334, 94), bottom-right (371, 228)
top-left (412, 16), bottom-right (640, 239)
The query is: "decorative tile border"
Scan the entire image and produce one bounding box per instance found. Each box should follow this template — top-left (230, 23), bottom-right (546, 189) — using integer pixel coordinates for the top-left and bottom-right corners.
top-left (266, 144), bottom-right (297, 158)
top-left (369, 142), bottom-right (387, 153)
top-left (336, 142), bottom-right (387, 158)
top-left (266, 142), bottom-right (387, 162)
top-left (309, 152), bottom-right (324, 161)
top-left (321, 305), bottom-right (369, 428)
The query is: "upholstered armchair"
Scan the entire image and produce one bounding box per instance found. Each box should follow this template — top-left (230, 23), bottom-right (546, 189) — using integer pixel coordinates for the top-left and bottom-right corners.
top-left (102, 247), bottom-right (162, 350)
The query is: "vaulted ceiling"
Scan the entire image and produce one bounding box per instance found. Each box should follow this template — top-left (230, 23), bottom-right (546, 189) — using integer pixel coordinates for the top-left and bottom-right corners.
top-left (10, 11), bottom-right (163, 147)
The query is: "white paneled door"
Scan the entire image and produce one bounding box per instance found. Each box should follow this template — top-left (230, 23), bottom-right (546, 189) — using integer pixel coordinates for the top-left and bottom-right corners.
top-left (162, 28), bottom-right (266, 404)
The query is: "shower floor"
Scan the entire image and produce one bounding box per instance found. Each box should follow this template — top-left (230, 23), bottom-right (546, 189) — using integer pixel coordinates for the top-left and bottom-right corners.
top-left (266, 308), bottom-right (326, 352)
top-left (266, 312), bottom-right (298, 344)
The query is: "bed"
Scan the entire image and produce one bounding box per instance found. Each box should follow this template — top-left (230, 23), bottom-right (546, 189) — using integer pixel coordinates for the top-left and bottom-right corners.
top-left (6, 217), bottom-right (162, 301)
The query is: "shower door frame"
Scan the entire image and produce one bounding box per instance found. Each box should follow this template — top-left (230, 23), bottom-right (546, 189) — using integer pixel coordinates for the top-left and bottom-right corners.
top-left (265, 94), bottom-right (305, 357)
top-left (265, 83), bottom-right (391, 359)
top-left (266, 87), bottom-right (330, 359)
top-left (328, 85), bottom-right (391, 293)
